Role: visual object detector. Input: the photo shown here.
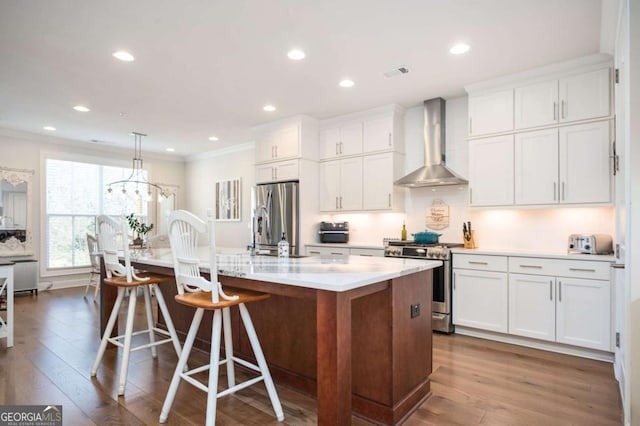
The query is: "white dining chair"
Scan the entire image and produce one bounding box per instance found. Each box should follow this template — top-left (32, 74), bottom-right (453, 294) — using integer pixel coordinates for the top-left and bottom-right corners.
top-left (90, 215), bottom-right (183, 396)
top-left (84, 233), bottom-right (101, 302)
top-left (159, 210), bottom-right (284, 426)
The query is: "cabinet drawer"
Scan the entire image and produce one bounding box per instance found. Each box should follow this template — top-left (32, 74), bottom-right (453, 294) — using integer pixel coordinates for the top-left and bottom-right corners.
top-left (509, 257), bottom-right (555, 275)
top-left (509, 257), bottom-right (610, 280)
top-left (553, 259), bottom-right (610, 280)
top-left (453, 254), bottom-right (508, 272)
top-left (306, 246), bottom-right (349, 256)
top-left (350, 248), bottom-right (384, 257)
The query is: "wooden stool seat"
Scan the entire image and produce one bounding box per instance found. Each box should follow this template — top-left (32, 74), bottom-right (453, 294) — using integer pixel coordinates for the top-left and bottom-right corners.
top-left (175, 288), bottom-right (269, 310)
top-left (104, 272), bottom-right (172, 287)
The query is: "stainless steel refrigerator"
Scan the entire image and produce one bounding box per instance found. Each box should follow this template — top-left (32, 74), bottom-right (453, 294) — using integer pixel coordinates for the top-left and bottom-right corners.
top-left (253, 181), bottom-right (299, 255)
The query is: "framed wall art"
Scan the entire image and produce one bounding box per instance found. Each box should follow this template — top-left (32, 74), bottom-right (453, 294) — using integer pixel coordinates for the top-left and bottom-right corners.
top-left (215, 178), bottom-right (241, 221)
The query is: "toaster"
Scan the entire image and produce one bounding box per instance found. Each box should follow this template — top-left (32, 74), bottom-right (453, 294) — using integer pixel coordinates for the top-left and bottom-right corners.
top-left (568, 234), bottom-right (613, 255)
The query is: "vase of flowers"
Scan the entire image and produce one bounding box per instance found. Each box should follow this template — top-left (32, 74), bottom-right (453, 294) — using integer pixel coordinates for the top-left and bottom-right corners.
top-left (126, 213), bottom-right (154, 247)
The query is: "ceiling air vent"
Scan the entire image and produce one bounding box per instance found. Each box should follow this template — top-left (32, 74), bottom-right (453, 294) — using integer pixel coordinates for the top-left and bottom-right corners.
top-left (384, 66), bottom-right (409, 78)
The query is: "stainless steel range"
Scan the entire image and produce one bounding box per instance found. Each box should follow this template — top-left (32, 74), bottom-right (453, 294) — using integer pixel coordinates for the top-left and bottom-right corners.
top-left (384, 241), bottom-right (463, 333)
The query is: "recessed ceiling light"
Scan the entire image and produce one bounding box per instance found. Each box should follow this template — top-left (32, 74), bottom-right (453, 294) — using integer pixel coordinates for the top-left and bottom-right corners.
top-left (208, 136), bottom-right (219, 141)
top-left (166, 148), bottom-right (175, 152)
top-left (449, 43), bottom-right (470, 55)
top-left (73, 105), bottom-right (90, 112)
top-left (113, 50), bottom-right (135, 62)
top-left (339, 79), bottom-right (355, 88)
top-left (43, 126), bottom-right (56, 131)
top-left (287, 49), bottom-right (306, 60)
top-left (263, 105), bottom-right (276, 112)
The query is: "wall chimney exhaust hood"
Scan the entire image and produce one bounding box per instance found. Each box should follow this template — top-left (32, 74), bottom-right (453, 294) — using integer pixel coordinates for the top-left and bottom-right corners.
top-left (394, 97), bottom-right (468, 187)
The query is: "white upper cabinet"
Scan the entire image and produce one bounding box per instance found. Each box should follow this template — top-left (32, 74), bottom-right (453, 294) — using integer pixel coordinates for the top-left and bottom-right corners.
top-left (515, 68), bottom-right (611, 130)
top-left (559, 121), bottom-right (611, 204)
top-left (255, 124), bottom-right (300, 163)
top-left (363, 152), bottom-right (394, 210)
top-left (514, 80), bottom-right (559, 129)
top-left (363, 116), bottom-right (394, 153)
top-left (515, 128), bottom-right (559, 205)
top-left (319, 122), bottom-right (362, 160)
top-left (514, 122), bottom-right (610, 205)
top-left (468, 135), bottom-right (514, 206)
top-left (468, 89), bottom-right (514, 137)
top-left (319, 158), bottom-right (363, 212)
top-left (255, 160), bottom-right (299, 184)
top-left (559, 68), bottom-right (611, 123)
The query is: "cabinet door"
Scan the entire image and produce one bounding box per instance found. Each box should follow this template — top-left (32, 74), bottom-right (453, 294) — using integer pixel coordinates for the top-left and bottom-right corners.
top-left (255, 164), bottom-right (275, 184)
top-left (514, 80), bottom-right (559, 129)
top-left (339, 122), bottom-right (363, 156)
top-left (468, 90), bottom-right (514, 136)
top-left (508, 274), bottom-right (556, 341)
top-left (363, 116), bottom-right (393, 153)
top-left (514, 129), bottom-right (559, 205)
top-left (320, 128), bottom-right (340, 160)
top-left (274, 160), bottom-right (299, 182)
top-left (319, 161), bottom-right (341, 211)
top-left (274, 125), bottom-right (300, 159)
top-left (556, 277), bottom-right (611, 351)
top-left (468, 135), bottom-right (514, 206)
top-left (255, 132), bottom-right (276, 163)
top-left (559, 68), bottom-right (611, 123)
top-left (559, 121), bottom-right (611, 204)
top-left (363, 153), bottom-right (393, 210)
top-left (339, 157), bottom-right (363, 210)
top-left (452, 269), bottom-right (508, 333)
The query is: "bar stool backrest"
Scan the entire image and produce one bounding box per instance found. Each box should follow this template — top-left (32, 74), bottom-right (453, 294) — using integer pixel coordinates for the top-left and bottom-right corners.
top-left (167, 210), bottom-right (215, 299)
top-left (86, 233), bottom-right (101, 273)
top-left (97, 215), bottom-right (132, 282)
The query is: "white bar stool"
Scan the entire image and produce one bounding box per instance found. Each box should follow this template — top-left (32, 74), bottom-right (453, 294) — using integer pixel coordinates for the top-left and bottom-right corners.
top-left (90, 215), bottom-right (183, 396)
top-left (159, 210), bottom-right (284, 426)
top-left (84, 233), bottom-right (101, 302)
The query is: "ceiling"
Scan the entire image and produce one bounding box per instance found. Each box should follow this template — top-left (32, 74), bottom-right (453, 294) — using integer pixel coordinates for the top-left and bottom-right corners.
top-left (0, 0), bottom-right (608, 157)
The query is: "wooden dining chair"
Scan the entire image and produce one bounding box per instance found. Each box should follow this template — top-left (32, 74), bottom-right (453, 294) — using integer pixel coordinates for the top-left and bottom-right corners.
top-left (84, 233), bottom-right (101, 302)
top-left (159, 210), bottom-right (284, 426)
top-left (90, 215), bottom-right (183, 396)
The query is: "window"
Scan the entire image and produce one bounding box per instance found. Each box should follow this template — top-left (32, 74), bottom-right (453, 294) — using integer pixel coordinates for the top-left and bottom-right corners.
top-left (45, 159), bottom-right (148, 270)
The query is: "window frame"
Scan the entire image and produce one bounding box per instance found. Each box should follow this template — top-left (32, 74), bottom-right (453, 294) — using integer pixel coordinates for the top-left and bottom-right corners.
top-left (40, 151), bottom-right (155, 277)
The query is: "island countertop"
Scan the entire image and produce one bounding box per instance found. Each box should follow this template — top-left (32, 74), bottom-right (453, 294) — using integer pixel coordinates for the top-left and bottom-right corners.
top-left (130, 247), bottom-right (442, 292)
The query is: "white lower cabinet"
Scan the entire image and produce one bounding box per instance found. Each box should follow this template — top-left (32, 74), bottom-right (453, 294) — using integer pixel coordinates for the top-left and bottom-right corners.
top-left (455, 253), bottom-right (613, 353)
top-left (452, 267), bottom-right (508, 333)
top-left (305, 245), bottom-right (383, 257)
top-left (509, 273), bottom-right (556, 341)
top-left (556, 277), bottom-right (611, 351)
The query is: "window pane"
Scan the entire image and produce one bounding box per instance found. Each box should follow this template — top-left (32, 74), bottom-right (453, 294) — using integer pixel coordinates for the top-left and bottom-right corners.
top-left (48, 216), bottom-right (73, 268)
top-left (46, 159), bottom-right (100, 215)
top-left (73, 216), bottom-right (96, 267)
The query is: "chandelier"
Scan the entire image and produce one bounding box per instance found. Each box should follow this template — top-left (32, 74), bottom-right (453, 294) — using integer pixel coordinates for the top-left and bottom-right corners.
top-left (106, 132), bottom-right (168, 199)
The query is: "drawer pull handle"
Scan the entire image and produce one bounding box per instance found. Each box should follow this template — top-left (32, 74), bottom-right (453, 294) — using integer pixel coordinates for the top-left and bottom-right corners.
top-left (569, 268), bottom-right (596, 272)
top-left (331, 252), bottom-right (344, 255)
top-left (611, 264), bottom-right (625, 269)
top-left (309, 251), bottom-right (321, 254)
top-left (468, 261), bottom-right (488, 265)
top-left (358, 254), bottom-right (373, 257)
top-left (519, 265), bottom-right (543, 269)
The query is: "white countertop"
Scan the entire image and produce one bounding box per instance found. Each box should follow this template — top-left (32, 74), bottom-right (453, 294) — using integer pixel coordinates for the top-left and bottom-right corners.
top-left (130, 247), bottom-right (441, 292)
top-left (451, 247), bottom-right (616, 262)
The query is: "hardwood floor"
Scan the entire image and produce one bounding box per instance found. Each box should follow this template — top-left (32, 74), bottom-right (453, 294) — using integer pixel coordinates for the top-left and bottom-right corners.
top-left (0, 287), bottom-right (622, 425)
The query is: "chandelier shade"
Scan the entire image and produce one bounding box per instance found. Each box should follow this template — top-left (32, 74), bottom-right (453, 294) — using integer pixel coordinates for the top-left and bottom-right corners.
top-left (106, 132), bottom-right (168, 199)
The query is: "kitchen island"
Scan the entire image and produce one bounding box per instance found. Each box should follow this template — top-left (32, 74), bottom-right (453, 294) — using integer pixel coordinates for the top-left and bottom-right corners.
top-left (100, 249), bottom-right (440, 425)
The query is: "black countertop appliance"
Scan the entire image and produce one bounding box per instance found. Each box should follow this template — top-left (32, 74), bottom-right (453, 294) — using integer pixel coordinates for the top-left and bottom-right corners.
top-left (318, 221), bottom-right (349, 243)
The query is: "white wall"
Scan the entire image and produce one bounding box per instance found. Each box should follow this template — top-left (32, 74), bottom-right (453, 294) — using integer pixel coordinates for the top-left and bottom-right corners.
top-left (0, 128), bottom-right (185, 289)
top-left (185, 144), bottom-right (255, 247)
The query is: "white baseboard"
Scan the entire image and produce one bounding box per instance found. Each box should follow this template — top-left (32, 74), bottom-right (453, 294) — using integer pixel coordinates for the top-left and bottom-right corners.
top-left (39, 278), bottom-right (88, 291)
top-left (455, 326), bottom-right (614, 362)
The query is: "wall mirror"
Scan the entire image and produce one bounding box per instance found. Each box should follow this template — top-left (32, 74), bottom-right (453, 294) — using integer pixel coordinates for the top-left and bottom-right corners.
top-left (0, 167), bottom-right (34, 256)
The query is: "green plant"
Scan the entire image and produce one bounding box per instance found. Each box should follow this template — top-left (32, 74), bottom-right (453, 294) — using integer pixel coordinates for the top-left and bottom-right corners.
top-left (125, 213), bottom-right (154, 239)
